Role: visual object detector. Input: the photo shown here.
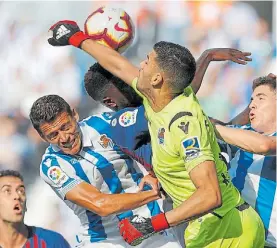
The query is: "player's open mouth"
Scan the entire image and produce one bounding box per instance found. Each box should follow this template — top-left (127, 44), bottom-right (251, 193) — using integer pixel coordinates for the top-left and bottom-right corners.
top-left (63, 139), bottom-right (76, 149)
top-left (13, 204), bottom-right (23, 214)
top-left (249, 113), bottom-right (255, 121)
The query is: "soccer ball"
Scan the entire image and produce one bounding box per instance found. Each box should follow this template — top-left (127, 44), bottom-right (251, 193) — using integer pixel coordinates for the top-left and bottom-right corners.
top-left (84, 7), bottom-right (135, 53)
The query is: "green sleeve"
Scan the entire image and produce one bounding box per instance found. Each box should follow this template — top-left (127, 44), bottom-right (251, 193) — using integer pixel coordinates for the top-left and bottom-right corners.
top-left (172, 116), bottom-right (215, 173)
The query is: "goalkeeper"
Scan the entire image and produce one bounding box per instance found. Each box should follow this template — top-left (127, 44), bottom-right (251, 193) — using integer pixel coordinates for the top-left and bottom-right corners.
top-left (47, 21), bottom-right (265, 247)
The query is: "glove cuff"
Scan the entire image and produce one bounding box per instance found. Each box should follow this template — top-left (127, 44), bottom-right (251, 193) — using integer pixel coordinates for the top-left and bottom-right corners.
top-left (69, 31), bottom-right (90, 48)
top-left (151, 213), bottom-right (169, 232)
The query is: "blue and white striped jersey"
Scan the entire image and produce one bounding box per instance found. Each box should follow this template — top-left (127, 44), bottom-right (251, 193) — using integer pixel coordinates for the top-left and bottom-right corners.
top-left (40, 113), bottom-right (163, 245)
top-left (220, 124), bottom-right (276, 247)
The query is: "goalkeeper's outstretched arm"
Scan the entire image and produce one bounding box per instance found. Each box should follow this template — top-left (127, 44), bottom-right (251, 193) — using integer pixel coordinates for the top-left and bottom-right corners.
top-left (81, 39), bottom-right (139, 86)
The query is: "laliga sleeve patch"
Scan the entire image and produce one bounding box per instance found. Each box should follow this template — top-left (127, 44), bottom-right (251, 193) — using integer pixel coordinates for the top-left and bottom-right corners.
top-left (47, 166), bottom-right (69, 187)
top-left (119, 109), bottom-right (138, 127)
top-left (182, 136), bottom-right (201, 161)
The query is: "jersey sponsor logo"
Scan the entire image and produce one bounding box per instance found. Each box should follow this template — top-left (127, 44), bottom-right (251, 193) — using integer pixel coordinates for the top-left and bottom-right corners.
top-left (47, 166), bottom-right (69, 187)
top-left (119, 109), bottom-right (138, 127)
top-left (178, 121), bottom-right (189, 134)
top-left (99, 134), bottom-right (114, 149)
top-left (158, 128), bottom-right (165, 145)
top-left (56, 25), bottom-right (70, 39)
top-left (182, 136), bottom-right (201, 161)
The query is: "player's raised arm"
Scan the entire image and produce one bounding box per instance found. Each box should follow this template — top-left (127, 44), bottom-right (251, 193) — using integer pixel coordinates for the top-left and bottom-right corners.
top-left (48, 21), bottom-right (139, 85)
top-left (191, 48), bottom-right (252, 94)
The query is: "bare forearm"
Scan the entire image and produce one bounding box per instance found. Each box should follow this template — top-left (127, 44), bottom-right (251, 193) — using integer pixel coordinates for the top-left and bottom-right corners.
top-left (165, 187), bottom-right (221, 226)
top-left (72, 189), bottom-right (159, 217)
top-left (191, 51), bottom-right (212, 94)
top-left (215, 124), bottom-right (276, 155)
top-left (98, 191), bottom-right (160, 216)
top-left (81, 39), bottom-right (138, 85)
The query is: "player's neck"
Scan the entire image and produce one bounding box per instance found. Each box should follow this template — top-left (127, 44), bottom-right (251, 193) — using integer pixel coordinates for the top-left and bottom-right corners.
top-left (0, 221), bottom-right (28, 248)
top-left (261, 125), bottom-right (276, 135)
top-left (149, 91), bottom-right (179, 112)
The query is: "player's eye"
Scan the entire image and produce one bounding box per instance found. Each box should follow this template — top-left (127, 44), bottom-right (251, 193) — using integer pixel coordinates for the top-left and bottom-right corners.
top-left (61, 124), bottom-right (71, 131)
top-left (48, 132), bottom-right (58, 140)
top-left (17, 189), bottom-right (25, 195)
top-left (3, 188), bottom-right (11, 194)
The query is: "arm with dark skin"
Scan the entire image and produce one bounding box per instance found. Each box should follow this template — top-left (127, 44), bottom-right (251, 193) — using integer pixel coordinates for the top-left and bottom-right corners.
top-left (66, 182), bottom-right (160, 217)
top-left (191, 48), bottom-right (252, 94)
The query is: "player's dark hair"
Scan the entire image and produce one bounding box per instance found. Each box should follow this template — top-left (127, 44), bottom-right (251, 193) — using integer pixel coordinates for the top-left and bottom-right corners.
top-left (153, 41), bottom-right (196, 93)
top-left (253, 75), bottom-right (276, 92)
top-left (29, 95), bottom-right (72, 136)
top-left (0, 170), bottom-right (24, 181)
top-left (84, 63), bottom-right (142, 107)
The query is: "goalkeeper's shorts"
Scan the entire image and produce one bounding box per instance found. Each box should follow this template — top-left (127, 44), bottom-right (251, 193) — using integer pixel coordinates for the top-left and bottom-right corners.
top-left (184, 202), bottom-right (265, 248)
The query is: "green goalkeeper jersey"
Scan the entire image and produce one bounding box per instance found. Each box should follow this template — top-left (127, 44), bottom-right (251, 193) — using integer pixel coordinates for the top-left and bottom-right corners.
top-left (132, 78), bottom-right (243, 217)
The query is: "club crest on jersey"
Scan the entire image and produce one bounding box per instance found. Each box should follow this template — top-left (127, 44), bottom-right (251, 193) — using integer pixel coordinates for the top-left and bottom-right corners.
top-left (182, 136), bottom-right (201, 160)
top-left (47, 166), bottom-right (69, 187)
top-left (119, 109), bottom-right (138, 127)
top-left (99, 134), bottom-right (114, 149)
top-left (158, 128), bottom-right (165, 145)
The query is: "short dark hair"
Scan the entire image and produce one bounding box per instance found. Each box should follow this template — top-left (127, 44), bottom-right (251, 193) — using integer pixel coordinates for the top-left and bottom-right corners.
top-left (29, 95), bottom-right (72, 136)
top-left (0, 170), bottom-right (24, 182)
top-left (253, 75), bottom-right (276, 92)
top-left (84, 63), bottom-right (142, 106)
top-left (153, 41), bottom-right (196, 93)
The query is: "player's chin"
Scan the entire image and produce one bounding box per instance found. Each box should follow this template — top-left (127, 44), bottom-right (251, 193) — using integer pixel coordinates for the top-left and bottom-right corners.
top-left (63, 140), bottom-right (81, 155)
top-left (10, 214), bottom-right (24, 223)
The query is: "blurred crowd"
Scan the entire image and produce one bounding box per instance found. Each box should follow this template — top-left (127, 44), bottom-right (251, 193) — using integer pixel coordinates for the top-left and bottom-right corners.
top-left (0, 1), bottom-right (275, 245)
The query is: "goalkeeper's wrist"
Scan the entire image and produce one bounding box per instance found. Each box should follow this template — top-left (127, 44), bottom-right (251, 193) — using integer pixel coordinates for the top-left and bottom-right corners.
top-left (69, 31), bottom-right (90, 48)
top-left (151, 213), bottom-right (170, 232)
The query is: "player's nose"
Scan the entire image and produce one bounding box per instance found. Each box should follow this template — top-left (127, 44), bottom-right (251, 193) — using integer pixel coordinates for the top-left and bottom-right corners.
top-left (140, 60), bottom-right (146, 69)
top-left (249, 100), bottom-right (256, 109)
top-left (60, 132), bottom-right (70, 144)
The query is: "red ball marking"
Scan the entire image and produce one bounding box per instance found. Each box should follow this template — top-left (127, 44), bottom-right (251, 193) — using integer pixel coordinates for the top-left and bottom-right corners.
top-left (84, 7), bottom-right (105, 33)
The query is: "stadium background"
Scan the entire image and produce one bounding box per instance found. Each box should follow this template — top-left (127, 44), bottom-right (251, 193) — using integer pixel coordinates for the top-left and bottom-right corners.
top-left (0, 1), bottom-right (275, 245)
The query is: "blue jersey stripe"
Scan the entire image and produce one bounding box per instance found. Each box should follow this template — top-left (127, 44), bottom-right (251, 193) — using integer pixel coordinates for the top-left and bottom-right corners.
top-left (125, 158), bottom-right (162, 216)
top-left (255, 177), bottom-right (276, 236)
top-left (55, 153), bottom-right (91, 184)
top-left (84, 117), bottom-right (137, 219)
top-left (85, 116), bottom-right (111, 135)
top-left (83, 147), bottom-right (123, 193)
top-left (86, 211), bottom-right (107, 242)
top-left (54, 153), bottom-right (107, 242)
top-left (232, 151), bottom-right (254, 192)
top-left (83, 147), bottom-right (134, 220)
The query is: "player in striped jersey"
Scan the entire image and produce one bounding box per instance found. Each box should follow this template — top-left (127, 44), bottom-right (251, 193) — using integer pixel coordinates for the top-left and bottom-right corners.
top-left (213, 74), bottom-right (276, 247)
top-left (29, 95), bottom-right (182, 248)
top-left (0, 170), bottom-right (70, 248)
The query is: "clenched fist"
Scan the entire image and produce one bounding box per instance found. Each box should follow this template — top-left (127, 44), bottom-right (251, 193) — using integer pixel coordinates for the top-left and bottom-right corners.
top-left (48, 20), bottom-right (90, 48)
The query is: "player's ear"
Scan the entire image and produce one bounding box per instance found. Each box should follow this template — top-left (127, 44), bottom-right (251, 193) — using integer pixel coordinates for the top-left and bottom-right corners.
top-left (151, 73), bottom-right (163, 87)
top-left (72, 109), bottom-right (79, 122)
